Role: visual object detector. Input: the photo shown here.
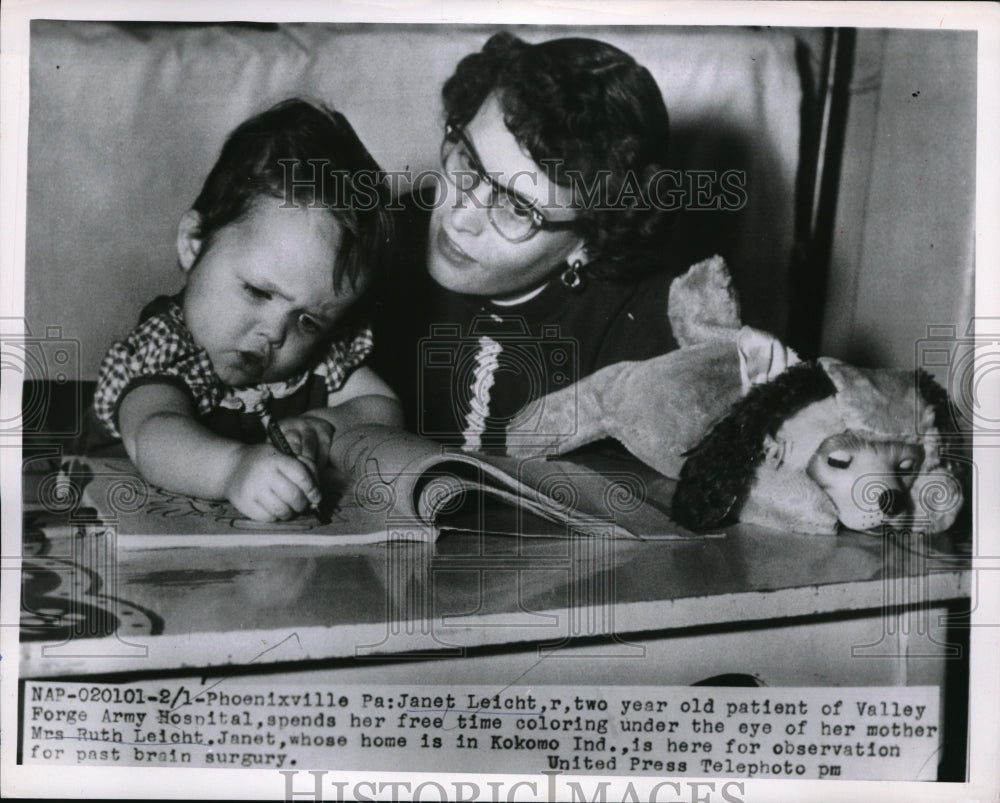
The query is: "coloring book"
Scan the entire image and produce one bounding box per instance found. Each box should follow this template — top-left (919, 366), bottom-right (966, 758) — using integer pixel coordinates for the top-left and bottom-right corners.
top-left (25, 425), bottom-right (693, 548)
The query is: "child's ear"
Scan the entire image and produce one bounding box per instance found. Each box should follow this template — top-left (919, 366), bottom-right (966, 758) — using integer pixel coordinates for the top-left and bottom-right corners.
top-left (176, 210), bottom-right (203, 272)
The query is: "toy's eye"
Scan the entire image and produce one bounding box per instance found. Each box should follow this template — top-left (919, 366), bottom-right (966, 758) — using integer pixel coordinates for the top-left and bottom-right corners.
top-left (826, 450), bottom-right (852, 469)
top-left (898, 458), bottom-right (916, 471)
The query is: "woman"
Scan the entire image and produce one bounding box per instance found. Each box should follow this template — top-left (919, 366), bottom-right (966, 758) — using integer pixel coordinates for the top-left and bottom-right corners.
top-left (373, 32), bottom-right (680, 449)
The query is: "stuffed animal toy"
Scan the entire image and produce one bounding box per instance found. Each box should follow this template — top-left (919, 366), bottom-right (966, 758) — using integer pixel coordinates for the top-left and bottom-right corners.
top-left (505, 255), bottom-right (797, 480)
top-left (672, 356), bottom-right (965, 534)
top-left (505, 256), bottom-right (965, 535)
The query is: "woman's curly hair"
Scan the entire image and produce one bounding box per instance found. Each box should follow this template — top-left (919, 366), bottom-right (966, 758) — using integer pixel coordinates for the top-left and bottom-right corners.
top-left (442, 32), bottom-right (672, 279)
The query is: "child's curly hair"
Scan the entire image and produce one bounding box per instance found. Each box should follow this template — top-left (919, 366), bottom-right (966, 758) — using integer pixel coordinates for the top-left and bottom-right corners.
top-left (442, 33), bottom-right (672, 279)
top-left (189, 97), bottom-right (391, 293)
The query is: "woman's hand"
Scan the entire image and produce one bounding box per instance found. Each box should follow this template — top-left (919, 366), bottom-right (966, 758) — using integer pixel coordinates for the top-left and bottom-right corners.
top-left (223, 444), bottom-right (323, 522)
top-left (276, 414), bottom-right (335, 476)
top-left (303, 366), bottom-right (404, 436)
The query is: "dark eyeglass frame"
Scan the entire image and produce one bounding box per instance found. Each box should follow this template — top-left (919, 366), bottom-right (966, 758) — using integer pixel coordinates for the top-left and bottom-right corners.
top-left (440, 124), bottom-right (579, 244)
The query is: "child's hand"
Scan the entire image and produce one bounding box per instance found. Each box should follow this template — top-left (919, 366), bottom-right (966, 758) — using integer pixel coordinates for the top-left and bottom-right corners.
top-left (223, 444), bottom-right (323, 522)
top-left (276, 415), bottom-right (335, 476)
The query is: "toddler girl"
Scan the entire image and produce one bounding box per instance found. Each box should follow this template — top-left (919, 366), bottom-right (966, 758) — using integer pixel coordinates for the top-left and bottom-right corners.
top-left (85, 98), bottom-right (400, 521)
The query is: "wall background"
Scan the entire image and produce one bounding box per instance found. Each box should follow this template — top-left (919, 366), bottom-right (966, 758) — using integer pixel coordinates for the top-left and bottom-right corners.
top-left (24, 22), bottom-right (806, 380)
top-left (821, 28), bottom-right (976, 383)
top-left (23, 22), bottom-right (976, 386)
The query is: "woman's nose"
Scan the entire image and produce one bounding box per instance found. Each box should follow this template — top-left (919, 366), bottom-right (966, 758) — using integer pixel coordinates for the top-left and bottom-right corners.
top-left (449, 179), bottom-right (489, 235)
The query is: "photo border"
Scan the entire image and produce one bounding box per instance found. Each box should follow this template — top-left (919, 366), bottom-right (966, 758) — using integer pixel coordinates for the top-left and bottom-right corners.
top-left (2, 1), bottom-right (998, 801)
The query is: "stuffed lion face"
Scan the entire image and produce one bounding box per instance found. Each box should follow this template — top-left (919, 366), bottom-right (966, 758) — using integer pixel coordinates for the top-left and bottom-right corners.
top-left (805, 430), bottom-right (925, 531)
top-left (672, 358), bottom-right (966, 535)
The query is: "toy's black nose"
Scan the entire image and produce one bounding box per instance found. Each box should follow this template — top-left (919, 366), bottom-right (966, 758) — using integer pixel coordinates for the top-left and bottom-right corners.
top-left (878, 489), bottom-right (906, 516)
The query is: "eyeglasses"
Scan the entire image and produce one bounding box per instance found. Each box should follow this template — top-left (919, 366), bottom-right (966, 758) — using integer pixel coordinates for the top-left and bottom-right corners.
top-left (439, 125), bottom-right (579, 244)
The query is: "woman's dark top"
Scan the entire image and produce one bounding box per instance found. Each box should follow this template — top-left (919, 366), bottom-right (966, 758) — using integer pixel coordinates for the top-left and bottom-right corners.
top-left (371, 191), bottom-right (680, 450)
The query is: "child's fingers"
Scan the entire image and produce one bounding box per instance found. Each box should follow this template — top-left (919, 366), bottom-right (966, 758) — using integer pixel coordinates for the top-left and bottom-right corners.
top-left (275, 418), bottom-right (335, 467)
top-left (300, 421), bottom-right (334, 465)
top-left (311, 418), bottom-right (336, 444)
top-left (274, 456), bottom-right (323, 507)
top-left (237, 494), bottom-right (287, 523)
top-left (260, 479), bottom-right (311, 517)
top-left (249, 473), bottom-right (309, 520)
top-left (294, 427), bottom-right (320, 460)
top-left (296, 453), bottom-right (321, 483)
top-left (281, 429), bottom-right (304, 453)
top-left (258, 487), bottom-right (304, 520)
top-left (312, 421), bottom-right (335, 464)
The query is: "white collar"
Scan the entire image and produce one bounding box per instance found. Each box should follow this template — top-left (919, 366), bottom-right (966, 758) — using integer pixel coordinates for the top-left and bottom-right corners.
top-left (489, 281), bottom-right (550, 307)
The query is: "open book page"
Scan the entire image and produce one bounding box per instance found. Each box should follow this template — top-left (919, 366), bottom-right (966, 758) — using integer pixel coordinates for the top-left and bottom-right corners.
top-left (31, 425), bottom-right (691, 548)
top-left (330, 424), bottom-right (688, 540)
top-left (52, 454), bottom-right (416, 547)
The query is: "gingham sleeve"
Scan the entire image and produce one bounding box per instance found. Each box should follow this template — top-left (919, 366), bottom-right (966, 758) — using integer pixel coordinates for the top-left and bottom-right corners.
top-left (92, 307), bottom-right (226, 439)
top-left (313, 325), bottom-right (375, 403)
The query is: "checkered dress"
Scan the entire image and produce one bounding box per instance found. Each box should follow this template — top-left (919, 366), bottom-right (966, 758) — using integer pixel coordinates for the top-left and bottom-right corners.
top-left (93, 299), bottom-right (374, 439)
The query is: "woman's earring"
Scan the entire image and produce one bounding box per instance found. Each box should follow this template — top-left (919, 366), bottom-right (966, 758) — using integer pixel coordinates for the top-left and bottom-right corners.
top-left (560, 260), bottom-right (585, 290)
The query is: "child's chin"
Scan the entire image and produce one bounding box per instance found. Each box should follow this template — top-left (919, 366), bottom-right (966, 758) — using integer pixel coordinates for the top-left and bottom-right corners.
top-left (218, 365), bottom-right (266, 387)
